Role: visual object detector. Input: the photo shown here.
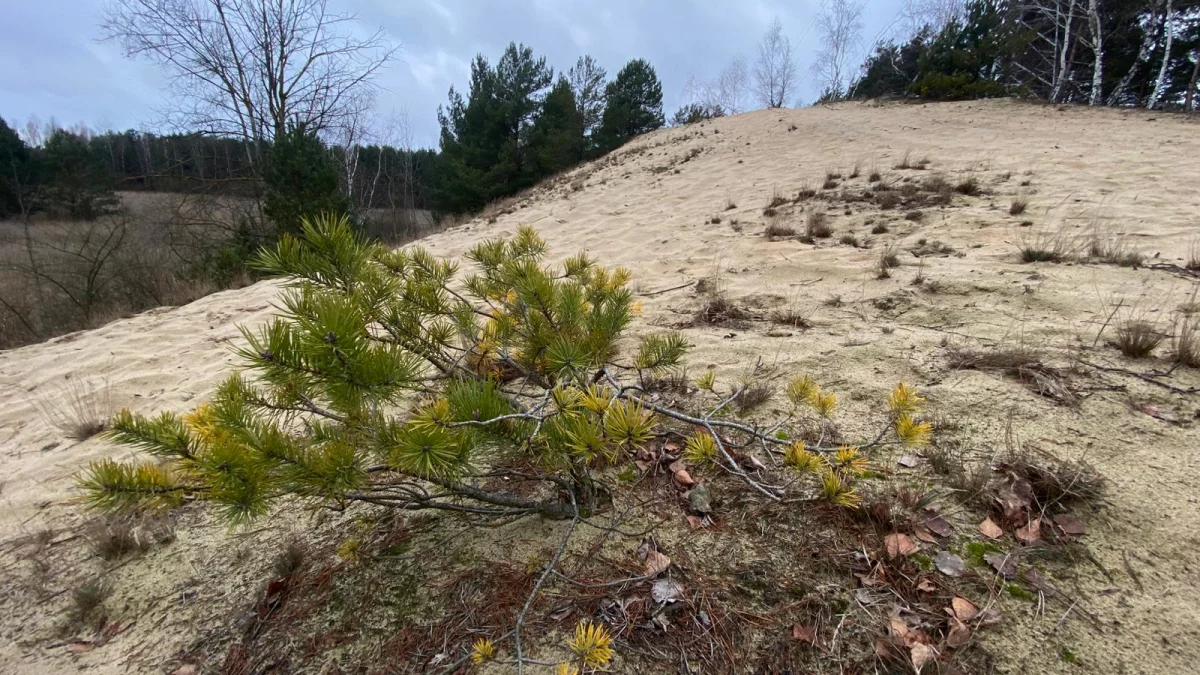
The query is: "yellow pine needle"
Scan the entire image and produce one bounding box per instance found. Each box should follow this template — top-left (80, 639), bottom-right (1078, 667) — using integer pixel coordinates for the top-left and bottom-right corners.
top-left (821, 468), bottom-right (862, 509)
top-left (894, 414), bottom-right (933, 447)
top-left (786, 374), bottom-right (818, 406)
top-left (555, 664), bottom-right (580, 675)
top-left (578, 384), bottom-right (613, 415)
top-left (603, 400), bottom-right (655, 449)
top-left (812, 390), bottom-right (837, 418)
top-left (410, 398), bottom-right (452, 429)
top-left (336, 536), bottom-right (361, 560)
top-left (470, 638), bottom-right (496, 665)
top-left (683, 433), bottom-right (719, 467)
top-left (784, 442), bottom-right (823, 473)
top-left (631, 300), bottom-right (644, 315)
top-left (695, 369), bottom-right (716, 391)
top-left (887, 382), bottom-right (925, 416)
top-left (834, 446), bottom-right (869, 475)
top-left (568, 621), bottom-right (615, 668)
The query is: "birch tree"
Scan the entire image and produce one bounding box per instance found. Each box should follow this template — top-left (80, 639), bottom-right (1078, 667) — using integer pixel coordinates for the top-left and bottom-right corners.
top-left (753, 18), bottom-right (799, 108)
top-left (1147, 0), bottom-right (1175, 108)
top-left (813, 0), bottom-right (867, 100)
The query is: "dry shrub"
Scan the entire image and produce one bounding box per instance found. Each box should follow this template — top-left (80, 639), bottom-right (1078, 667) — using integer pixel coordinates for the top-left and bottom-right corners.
top-left (878, 193), bottom-right (900, 210)
top-left (805, 212), bottom-right (833, 239)
top-left (766, 187), bottom-right (788, 210)
top-left (1009, 195), bottom-right (1029, 216)
top-left (868, 168), bottom-right (882, 182)
top-left (71, 579), bottom-right (111, 629)
top-left (871, 223), bottom-right (889, 234)
top-left (946, 344), bottom-right (1076, 405)
top-left (822, 172), bottom-right (840, 190)
top-left (273, 540), bottom-right (308, 578)
top-left (794, 186), bottom-right (817, 202)
top-left (904, 210), bottom-right (923, 222)
top-left (849, 162), bottom-right (861, 179)
top-left (894, 150), bottom-right (913, 170)
top-left (35, 377), bottom-right (113, 441)
top-left (998, 449), bottom-right (1106, 510)
top-left (954, 176), bottom-right (981, 196)
top-left (1114, 319), bottom-right (1163, 358)
top-left (724, 193), bottom-right (738, 211)
top-left (921, 175), bottom-right (952, 193)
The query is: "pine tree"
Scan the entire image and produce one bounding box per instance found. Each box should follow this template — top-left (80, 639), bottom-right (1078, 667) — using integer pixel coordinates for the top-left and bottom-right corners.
top-left (525, 78), bottom-right (586, 179)
top-left (0, 118), bottom-right (34, 218)
top-left (41, 129), bottom-right (119, 220)
top-left (597, 59), bottom-right (665, 153)
top-left (78, 214), bottom-right (931, 525)
top-left (263, 123), bottom-right (349, 237)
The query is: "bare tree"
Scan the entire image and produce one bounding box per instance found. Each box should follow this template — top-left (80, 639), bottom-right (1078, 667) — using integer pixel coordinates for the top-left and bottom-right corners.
top-left (1186, 49), bottom-right (1200, 112)
top-left (567, 56), bottom-right (608, 136)
top-left (753, 18), bottom-right (798, 108)
top-left (897, 0), bottom-right (966, 35)
top-left (682, 55), bottom-right (749, 115)
top-left (813, 0), bottom-right (866, 100)
top-left (101, 0), bottom-right (395, 164)
top-left (1107, 0), bottom-right (1166, 105)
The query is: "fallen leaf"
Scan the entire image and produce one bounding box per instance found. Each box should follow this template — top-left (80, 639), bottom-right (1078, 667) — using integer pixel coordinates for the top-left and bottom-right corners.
top-left (945, 618), bottom-right (971, 648)
top-left (792, 623), bottom-right (818, 644)
top-left (664, 441), bottom-right (682, 454)
top-left (924, 514), bottom-right (952, 537)
top-left (885, 533), bottom-right (919, 558)
top-left (917, 578), bottom-right (937, 592)
top-left (644, 550), bottom-right (671, 576)
top-left (66, 641), bottom-right (95, 654)
top-left (975, 608), bottom-right (1003, 625)
top-left (994, 478), bottom-right (1034, 526)
top-left (874, 638), bottom-right (896, 659)
top-left (914, 526), bottom-right (938, 544)
top-left (950, 597), bottom-right (979, 622)
top-left (685, 515), bottom-right (703, 530)
top-left (983, 552), bottom-right (1017, 579)
top-left (889, 617), bottom-right (910, 638)
top-left (633, 459), bottom-right (651, 473)
top-left (651, 578), bottom-right (685, 603)
top-left (910, 643), bottom-right (937, 671)
top-left (935, 551), bottom-right (967, 577)
top-left (897, 455), bottom-right (920, 468)
top-left (1015, 519), bottom-right (1041, 544)
top-left (978, 518), bottom-right (1004, 539)
top-left (748, 455), bottom-right (767, 471)
top-left (668, 459), bottom-right (686, 474)
top-left (673, 469), bottom-right (696, 487)
top-left (1053, 514), bottom-right (1086, 536)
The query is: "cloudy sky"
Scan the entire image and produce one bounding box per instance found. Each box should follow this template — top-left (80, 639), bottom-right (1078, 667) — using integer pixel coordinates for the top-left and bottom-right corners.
top-left (2, 0), bottom-right (913, 148)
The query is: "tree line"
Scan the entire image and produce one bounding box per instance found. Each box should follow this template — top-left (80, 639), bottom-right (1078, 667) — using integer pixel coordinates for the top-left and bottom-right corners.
top-left (847, 0), bottom-right (1200, 107)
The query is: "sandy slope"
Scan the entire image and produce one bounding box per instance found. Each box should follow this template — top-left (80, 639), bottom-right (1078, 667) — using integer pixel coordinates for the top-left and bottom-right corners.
top-left (2, 99), bottom-right (1200, 673)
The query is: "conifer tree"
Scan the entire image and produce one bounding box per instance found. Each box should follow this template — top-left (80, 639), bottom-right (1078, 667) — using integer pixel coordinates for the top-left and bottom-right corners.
top-left (597, 59), bottom-right (665, 152)
top-left (263, 124), bottom-right (349, 237)
top-left (79, 214), bottom-right (934, 525)
top-left (525, 78), bottom-right (586, 179)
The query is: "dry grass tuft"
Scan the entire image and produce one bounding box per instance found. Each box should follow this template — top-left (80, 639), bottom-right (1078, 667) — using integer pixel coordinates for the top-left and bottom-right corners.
top-left (696, 293), bottom-right (752, 325)
top-left (954, 176), bottom-right (981, 196)
top-left (871, 222), bottom-right (889, 234)
top-left (35, 378), bottom-right (114, 441)
top-left (1009, 195), bottom-right (1029, 216)
top-left (1114, 319), bottom-right (1164, 358)
top-left (71, 579), bottom-right (111, 628)
top-left (1018, 226), bottom-right (1077, 263)
top-left (736, 380), bottom-right (773, 414)
top-left (273, 540), bottom-right (308, 578)
top-left (1172, 312), bottom-right (1200, 367)
top-left (876, 244), bottom-right (900, 279)
top-left (770, 307), bottom-right (812, 329)
top-left (805, 212), bottom-right (833, 239)
top-left (764, 221), bottom-right (796, 240)
top-left (868, 167), bottom-right (882, 182)
top-left (999, 449), bottom-right (1106, 510)
top-left (1187, 239), bottom-right (1200, 271)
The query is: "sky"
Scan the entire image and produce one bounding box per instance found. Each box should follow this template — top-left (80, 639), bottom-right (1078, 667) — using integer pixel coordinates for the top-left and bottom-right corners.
top-left (1, 0), bottom-right (913, 148)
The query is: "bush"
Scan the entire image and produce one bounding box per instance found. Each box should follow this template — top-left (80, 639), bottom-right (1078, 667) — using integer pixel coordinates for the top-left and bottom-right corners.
top-left (263, 124), bottom-right (350, 238)
top-left (910, 73), bottom-right (1009, 101)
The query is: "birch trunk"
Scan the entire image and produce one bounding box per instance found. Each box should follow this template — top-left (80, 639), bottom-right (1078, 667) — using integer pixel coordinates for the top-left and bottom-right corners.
top-left (1147, 0), bottom-right (1173, 109)
top-left (1107, 0), bottom-right (1164, 106)
top-left (1088, 0), bottom-right (1103, 105)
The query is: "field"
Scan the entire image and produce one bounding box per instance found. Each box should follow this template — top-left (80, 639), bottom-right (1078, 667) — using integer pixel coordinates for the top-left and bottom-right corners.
top-left (1, 99), bottom-right (1199, 674)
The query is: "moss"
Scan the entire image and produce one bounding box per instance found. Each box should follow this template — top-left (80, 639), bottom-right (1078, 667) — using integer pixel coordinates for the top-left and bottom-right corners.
top-left (964, 541), bottom-right (1005, 568)
top-left (1060, 647), bottom-right (1079, 664)
top-left (775, 430), bottom-right (790, 440)
top-left (911, 553), bottom-right (934, 572)
top-left (616, 465), bottom-right (639, 483)
top-left (1004, 582), bottom-right (1036, 601)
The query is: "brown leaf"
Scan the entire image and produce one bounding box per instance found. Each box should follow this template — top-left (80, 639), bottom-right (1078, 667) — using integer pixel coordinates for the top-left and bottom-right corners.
top-left (978, 518), bottom-right (1004, 539)
top-left (1053, 514), bottom-right (1086, 536)
top-left (945, 618), bottom-right (971, 648)
top-left (667, 459), bottom-right (686, 474)
top-left (874, 638), bottom-right (896, 659)
top-left (910, 643), bottom-right (937, 671)
top-left (950, 597), bottom-right (979, 622)
top-left (644, 550), bottom-right (671, 576)
top-left (685, 515), bottom-right (703, 530)
top-left (889, 616), bottom-right (910, 639)
top-left (885, 533), bottom-right (919, 559)
top-left (1022, 568), bottom-right (1056, 597)
top-left (633, 459), bottom-right (651, 473)
top-left (897, 455), bottom-right (920, 468)
top-left (792, 623), bottom-right (818, 644)
top-left (917, 578), bottom-right (937, 593)
top-left (673, 469), bottom-right (696, 487)
top-left (1015, 519), bottom-right (1041, 544)
top-left (664, 441), bottom-right (682, 454)
top-left (924, 514), bottom-right (952, 537)
top-left (983, 552), bottom-right (1017, 579)
top-left (913, 526), bottom-right (938, 544)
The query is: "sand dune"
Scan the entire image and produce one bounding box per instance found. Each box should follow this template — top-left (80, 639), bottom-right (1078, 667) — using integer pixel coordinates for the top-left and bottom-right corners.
top-left (3, 100), bottom-right (1199, 673)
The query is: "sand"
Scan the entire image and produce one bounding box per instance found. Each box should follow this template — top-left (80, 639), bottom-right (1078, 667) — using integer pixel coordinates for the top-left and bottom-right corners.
top-left (2, 99), bottom-right (1199, 673)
